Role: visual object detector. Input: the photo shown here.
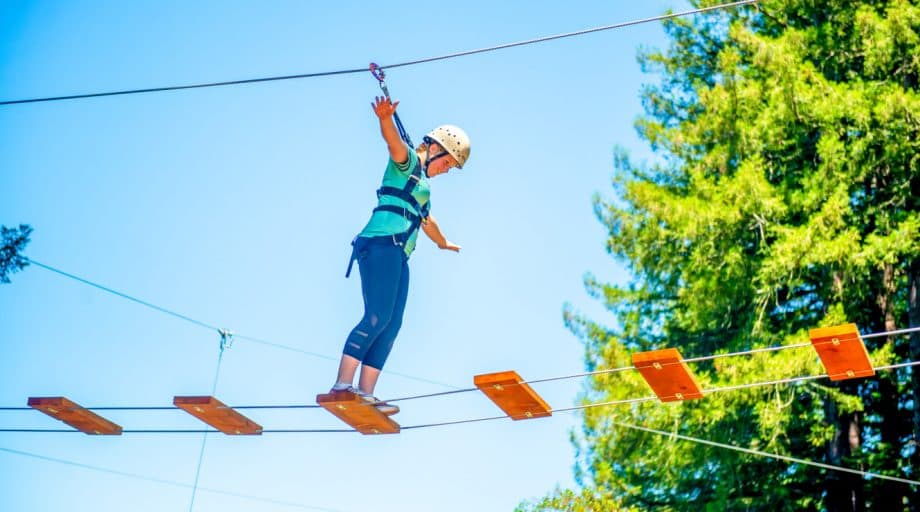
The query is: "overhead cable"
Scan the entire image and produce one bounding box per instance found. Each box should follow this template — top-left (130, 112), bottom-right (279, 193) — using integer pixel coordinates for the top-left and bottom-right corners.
top-left (0, 1), bottom-right (759, 106)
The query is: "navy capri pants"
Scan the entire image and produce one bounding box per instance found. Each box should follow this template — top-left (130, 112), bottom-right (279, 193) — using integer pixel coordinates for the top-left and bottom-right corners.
top-left (342, 236), bottom-right (410, 370)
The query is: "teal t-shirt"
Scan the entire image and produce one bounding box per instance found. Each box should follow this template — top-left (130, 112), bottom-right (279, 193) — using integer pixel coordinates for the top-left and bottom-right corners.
top-left (358, 150), bottom-right (430, 257)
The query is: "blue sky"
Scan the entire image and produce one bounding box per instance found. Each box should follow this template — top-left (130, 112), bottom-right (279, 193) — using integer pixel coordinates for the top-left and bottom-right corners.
top-left (0, 1), bottom-right (689, 510)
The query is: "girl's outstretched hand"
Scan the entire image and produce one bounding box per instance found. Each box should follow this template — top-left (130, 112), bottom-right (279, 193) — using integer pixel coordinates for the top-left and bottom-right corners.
top-left (372, 96), bottom-right (399, 120)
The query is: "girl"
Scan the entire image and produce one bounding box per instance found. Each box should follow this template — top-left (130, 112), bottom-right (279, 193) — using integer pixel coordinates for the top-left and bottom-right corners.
top-left (330, 96), bottom-right (470, 415)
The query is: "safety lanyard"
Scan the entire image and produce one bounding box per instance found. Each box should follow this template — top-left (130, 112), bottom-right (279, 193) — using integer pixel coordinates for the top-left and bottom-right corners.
top-left (369, 63), bottom-right (415, 149)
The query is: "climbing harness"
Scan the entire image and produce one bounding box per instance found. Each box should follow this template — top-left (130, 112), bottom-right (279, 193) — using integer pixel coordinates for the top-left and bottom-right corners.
top-left (345, 160), bottom-right (430, 278)
top-left (345, 65), bottom-right (432, 278)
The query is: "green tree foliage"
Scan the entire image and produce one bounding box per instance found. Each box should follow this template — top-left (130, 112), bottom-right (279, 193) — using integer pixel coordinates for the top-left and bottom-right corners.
top-left (521, 1), bottom-right (919, 510)
top-left (1, 224), bottom-right (32, 284)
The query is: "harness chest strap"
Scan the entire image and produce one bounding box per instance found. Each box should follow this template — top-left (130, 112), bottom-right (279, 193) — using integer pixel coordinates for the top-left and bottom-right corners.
top-left (374, 162), bottom-right (430, 240)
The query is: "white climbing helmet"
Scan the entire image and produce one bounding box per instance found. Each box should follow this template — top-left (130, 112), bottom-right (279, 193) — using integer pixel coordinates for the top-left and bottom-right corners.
top-left (424, 125), bottom-right (470, 169)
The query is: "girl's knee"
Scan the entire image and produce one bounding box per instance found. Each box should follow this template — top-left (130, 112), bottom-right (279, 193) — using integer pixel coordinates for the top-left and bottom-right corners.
top-left (365, 311), bottom-right (392, 331)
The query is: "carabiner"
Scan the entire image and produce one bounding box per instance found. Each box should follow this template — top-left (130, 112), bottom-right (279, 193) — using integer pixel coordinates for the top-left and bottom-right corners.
top-left (369, 62), bottom-right (386, 84)
top-left (369, 63), bottom-right (391, 97)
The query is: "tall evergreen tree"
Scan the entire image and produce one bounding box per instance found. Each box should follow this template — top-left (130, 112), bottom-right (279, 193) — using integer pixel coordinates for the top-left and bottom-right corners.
top-left (521, 1), bottom-right (919, 510)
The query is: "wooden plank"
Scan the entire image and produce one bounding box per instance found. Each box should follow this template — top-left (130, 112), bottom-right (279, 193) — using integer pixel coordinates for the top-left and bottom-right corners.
top-left (28, 397), bottom-right (123, 435)
top-left (632, 348), bottom-right (703, 402)
top-left (809, 323), bottom-right (875, 381)
top-left (173, 396), bottom-right (263, 435)
top-left (473, 370), bottom-right (552, 420)
top-left (316, 391), bottom-right (400, 435)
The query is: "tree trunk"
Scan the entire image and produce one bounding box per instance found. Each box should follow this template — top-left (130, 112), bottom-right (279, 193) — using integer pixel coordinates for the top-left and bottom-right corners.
top-left (909, 259), bottom-right (920, 509)
top-left (875, 266), bottom-right (906, 509)
top-left (825, 394), bottom-right (865, 512)
top-left (875, 374), bottom-right (904, 510)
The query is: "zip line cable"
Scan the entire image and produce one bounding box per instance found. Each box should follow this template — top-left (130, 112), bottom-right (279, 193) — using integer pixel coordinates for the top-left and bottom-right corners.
top-left (0, 0), bottom-right (759, 106)
top-left (379, 0), bottom-right (759, 72)
top-left (23, 257), bottom-right (463, 391)
top-left (0, 447), bottom-right (351, 512)
top-left (0, 66), bottom-right (367, 106)
top-left (4, 360), bottom-right (917, 433)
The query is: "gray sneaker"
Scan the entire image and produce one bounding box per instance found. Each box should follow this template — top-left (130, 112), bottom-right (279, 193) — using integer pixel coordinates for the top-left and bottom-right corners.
top-left (357, 392), bottom-right (400, 416)
top-left (329, 385), bottom-right (357, 395)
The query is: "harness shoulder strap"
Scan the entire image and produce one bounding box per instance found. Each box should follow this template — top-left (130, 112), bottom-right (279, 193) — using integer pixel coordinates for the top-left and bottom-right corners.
top-left (376, 160), bottom-right (428, 218)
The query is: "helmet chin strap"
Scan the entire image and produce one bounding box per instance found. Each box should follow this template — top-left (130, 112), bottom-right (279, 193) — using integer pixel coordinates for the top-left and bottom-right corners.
top-left (421, 137), bottom-right (450, 177)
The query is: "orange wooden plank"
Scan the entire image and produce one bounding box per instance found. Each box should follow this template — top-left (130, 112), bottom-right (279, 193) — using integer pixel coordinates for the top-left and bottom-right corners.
top-left (632, 348), bottom-right (703, 402)
top-left (473, 370), bottom-right (552, 420)
top-left (316, 391), bottom-right (400, 435)
top-left (28, 397), bottom-right (122, 435)
top-left (173, 396), bottom-right (263, 435)
top-left (809, 323), bottom-right (875, 381)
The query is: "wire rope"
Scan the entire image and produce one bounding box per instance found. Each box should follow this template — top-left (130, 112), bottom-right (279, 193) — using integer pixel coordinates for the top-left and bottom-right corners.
top-left (0, 1), bottom-right (759, 106)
